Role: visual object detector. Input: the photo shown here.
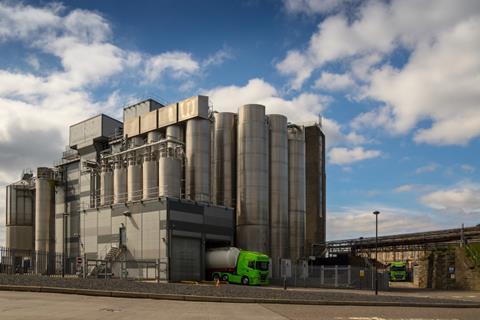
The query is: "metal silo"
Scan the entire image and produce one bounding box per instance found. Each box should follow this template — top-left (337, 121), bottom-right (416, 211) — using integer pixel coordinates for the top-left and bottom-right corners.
top-left (158, 156), bottom-right (182, 197)
top-left (35, 167), bottom-right (55, 274)
top-left (268, 114), bottom-right (289, 274)
top-left (127, 137), bottom-right (143, 202)
top-left (213, 112), bottom-right (236, 207)
top-left (237, 104), bottom-right (269, 254)
top-left (288, 125), bottom-right (306, 261)
top-left (113, 156), bottom-right (127, 204)
top-left (185, 118), bottom-right (211, 202)
top-left (166, 125), bottom-right (184, 146)
top-left (5, 172), bottom-right (35, 251)
top-left (100, 161), bottom-right (113, 206)
top-left (142, 131), bottom-right (160, 200)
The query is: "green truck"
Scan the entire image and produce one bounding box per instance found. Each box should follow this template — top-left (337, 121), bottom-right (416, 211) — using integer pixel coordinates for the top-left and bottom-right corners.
top-left (206, 247), bottom-right (269, 285)
top-left (389, 261), bottom-right (408, 281)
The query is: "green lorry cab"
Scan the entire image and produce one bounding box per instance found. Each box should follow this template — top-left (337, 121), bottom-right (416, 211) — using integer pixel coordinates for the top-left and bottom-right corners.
top-left (389, 261), bottom-right (407, 281)
top-left (206, 247), bottom-right (269, 285)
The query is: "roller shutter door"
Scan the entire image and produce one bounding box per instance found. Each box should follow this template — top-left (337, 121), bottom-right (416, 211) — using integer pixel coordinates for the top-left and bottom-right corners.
top-left (170, 237), bottom-right (202, 282)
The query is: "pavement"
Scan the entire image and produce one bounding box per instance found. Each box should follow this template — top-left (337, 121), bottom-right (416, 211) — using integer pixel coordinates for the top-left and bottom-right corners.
top-left (1, 291), bottom-right (479, 320)
top-left (1, 275), bottom-right (478, 307)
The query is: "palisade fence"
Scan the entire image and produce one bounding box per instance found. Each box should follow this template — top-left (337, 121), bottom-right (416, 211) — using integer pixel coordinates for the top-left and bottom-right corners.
top-left (271, 263), bottom-right (390, 290)
top-left (0, 247), bottom-right (167, 282)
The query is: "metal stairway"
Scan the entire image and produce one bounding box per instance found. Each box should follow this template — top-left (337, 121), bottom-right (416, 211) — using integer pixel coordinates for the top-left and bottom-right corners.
top-left (88, 246), bottom-right (124, 278)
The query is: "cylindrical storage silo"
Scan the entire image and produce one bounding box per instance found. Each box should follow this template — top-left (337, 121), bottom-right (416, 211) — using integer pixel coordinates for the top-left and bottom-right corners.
top-left (127, 137), bottom-right (143, 202)
top-left (288, 125), bottom-right (306, 261)
top-left (158, 156), bottom-right (182, 197)
top-left (113, 156), bottom-right (127, 204)
top-left (35, 167), bottom-right (55, 274)
top-left (100, 162), bottom-right (113, 206)
top-left (236, 104), bottom-right (269, 254)
top-left (6, 175), bottom-right (35, 251)
top-left (213, 112), bottom-right (236, 207)
top-left (142, 151), bottom-right (157, 200)
top-left (268, 114), bottom-right (289, 275)
top-left (185, 118), bottom-right (211, 202)
top-left (127, 153), bottom-right (142, 202)
top-left (166, 125), bottom-right (183, 148)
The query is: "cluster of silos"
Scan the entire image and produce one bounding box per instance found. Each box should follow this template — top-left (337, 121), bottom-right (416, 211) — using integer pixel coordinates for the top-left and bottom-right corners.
top-left (90, 97), bottom-right (316, 268)
top-left (98, 97), bottom-right (214, 206)
top-left (211, 105), bottom-right (308, 270)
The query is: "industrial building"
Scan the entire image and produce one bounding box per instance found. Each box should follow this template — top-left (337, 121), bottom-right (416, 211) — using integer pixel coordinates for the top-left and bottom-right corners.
top-left (4, 95), bottom-right (326, 280)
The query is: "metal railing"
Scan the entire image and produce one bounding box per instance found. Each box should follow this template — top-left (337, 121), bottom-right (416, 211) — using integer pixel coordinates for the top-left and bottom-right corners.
top-left (270, 263), bottom-right (389, 290)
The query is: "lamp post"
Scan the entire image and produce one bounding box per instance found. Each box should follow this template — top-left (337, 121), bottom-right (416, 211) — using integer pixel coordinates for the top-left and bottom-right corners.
top-left (373, 210), bottom-right (380, 295)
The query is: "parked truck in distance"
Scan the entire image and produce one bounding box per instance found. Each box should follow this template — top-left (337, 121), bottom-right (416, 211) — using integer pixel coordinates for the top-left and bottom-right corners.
top-left (389, 261), bottom-right (408, 281)
top-left (206, 247), bottom-right (269, 285)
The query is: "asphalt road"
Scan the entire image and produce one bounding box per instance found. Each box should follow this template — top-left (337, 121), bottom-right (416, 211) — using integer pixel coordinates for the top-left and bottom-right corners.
top-left (1, 291), bottom-right (479, 320)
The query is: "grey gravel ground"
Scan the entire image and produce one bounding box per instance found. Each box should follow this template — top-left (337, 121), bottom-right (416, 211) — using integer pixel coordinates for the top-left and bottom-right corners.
top-left (0, 274), bottom-right (477, 306)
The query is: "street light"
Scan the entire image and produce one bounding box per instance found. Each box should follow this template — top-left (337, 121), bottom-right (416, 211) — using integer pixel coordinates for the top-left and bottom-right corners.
top-left (373, 210), bottom-right (380, 295)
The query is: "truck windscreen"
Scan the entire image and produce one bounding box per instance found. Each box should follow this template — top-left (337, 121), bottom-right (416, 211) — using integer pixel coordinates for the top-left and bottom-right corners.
top-left (391, 266), bottom-right (406, 271)
top-left (256, 261), bottom-right (269, 271)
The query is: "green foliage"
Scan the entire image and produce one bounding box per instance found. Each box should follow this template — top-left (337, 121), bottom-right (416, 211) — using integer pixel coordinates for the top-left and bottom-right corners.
top-left (465, 243), bottom-right (480, 267)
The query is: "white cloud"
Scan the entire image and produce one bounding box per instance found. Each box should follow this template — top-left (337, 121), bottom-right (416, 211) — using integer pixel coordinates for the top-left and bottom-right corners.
top-left (205, 78), bottom-right (329, 123)
top-left (278, 0), bottom-right (480, 146)
top-left (420, 183), bottom-right (480, 214)
top-left (145, 51), bottom-right (199, 82)
top-left (327, 205), bottom-right (441, 240)
top-left (205, 78), bottom-right (369, 151)
top-left (328, 146), bottom-right (381, 165)
top-left (314, 72), bottom-right (355, 91)
top-left (283, 0), bottom-right (345, 15)
top-left (202, 47), bottom-right (233, 68)
top-left (415, 163), bottom-right (438, 174)
top-left (461, 164), bottom-right (476, 174)
top-left (394, 184), bottom-right (414, 193)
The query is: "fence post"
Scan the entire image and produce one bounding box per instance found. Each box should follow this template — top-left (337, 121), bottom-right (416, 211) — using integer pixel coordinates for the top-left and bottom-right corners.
top-left (347, 265), bottom-right (351, 285)
top-left (334, 265), bottom-right (338, 287)
top-left (83, 253), bottom-right (87, 279)
top-left (157, 259), bottom-right (160, 283)
top-left (321, 265), bottom-right (324, 285)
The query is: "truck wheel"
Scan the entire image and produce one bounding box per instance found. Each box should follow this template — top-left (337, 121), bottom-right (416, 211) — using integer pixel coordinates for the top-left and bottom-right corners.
top-left (213, 273), bottom-right (220, 281)
top-left (241, 276), bottom-right (249, 285)
top-left (221, 274), bottom-right (228, 282)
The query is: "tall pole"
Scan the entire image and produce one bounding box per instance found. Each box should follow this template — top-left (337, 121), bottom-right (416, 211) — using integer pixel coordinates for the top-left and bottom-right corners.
top-left (373, 210), bottom-right (380, 296)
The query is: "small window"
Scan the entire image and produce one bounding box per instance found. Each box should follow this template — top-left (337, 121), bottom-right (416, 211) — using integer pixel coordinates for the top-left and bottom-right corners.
top-left (248, 261), bottom-right (254, 269)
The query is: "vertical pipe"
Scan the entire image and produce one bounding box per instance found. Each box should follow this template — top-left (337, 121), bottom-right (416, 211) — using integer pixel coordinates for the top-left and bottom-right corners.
top-left (237, 104), bottom-right (269, 254)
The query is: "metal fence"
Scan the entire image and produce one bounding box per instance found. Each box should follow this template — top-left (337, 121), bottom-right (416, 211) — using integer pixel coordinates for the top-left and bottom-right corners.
top-left (0, 247), bottom-right (65, 276)
top-left (0, 247), bottom-right (167, 281)
top-left (271, 264), bottom-right (389, 290)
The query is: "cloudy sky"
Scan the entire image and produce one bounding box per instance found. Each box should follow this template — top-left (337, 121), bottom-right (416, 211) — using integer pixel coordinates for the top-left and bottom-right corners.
top-left (0, 0), bottom-right (479, 244)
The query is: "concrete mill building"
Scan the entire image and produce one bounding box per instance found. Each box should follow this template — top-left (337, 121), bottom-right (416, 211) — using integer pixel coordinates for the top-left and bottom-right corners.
top-left (4, 95), bottom-right (326, 281)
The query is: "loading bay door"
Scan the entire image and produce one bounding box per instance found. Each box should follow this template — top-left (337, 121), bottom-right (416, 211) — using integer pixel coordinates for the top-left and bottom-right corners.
top-left (170, 237), bottom-right (202, 282)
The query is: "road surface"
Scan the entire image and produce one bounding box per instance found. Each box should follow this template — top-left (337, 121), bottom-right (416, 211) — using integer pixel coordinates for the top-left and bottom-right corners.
top-left (0, 291), bottom-right (478, 320)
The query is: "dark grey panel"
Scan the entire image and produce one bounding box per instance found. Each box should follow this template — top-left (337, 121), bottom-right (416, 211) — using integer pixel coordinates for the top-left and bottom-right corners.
top-left (98, 234), bottom-right (113, 243)
top-left (170, 237), bottom-right (202, 282)
top-left (169, 220), bottom-right (233, 236)
top-left (167, 200), bottom-right (203, 214)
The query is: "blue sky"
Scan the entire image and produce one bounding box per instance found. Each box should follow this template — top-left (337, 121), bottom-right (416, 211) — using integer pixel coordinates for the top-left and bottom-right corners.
top-left (0, 0), bottom-right (479, 244)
